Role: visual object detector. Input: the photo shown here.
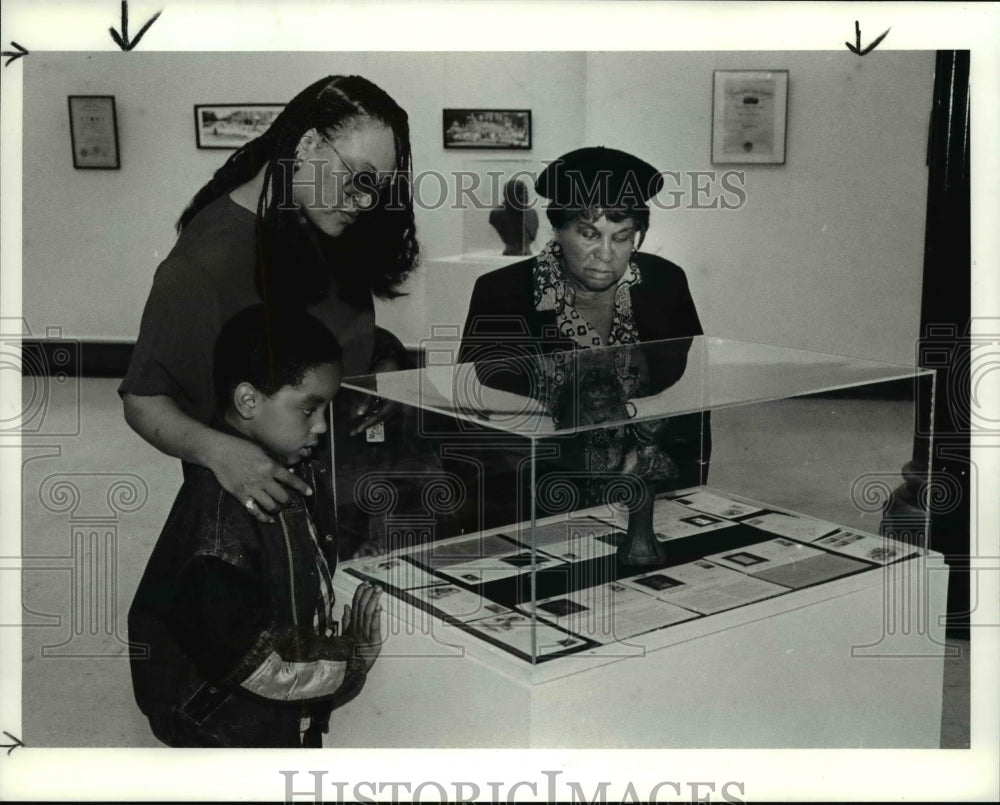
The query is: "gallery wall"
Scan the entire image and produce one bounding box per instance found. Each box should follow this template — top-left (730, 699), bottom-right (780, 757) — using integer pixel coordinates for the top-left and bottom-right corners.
top-left (584, 51), bottom-right (935, 363)
top-left (21, 51), bottom-right (585, 349)
top-left (21, 50), bottom-right (934, 365)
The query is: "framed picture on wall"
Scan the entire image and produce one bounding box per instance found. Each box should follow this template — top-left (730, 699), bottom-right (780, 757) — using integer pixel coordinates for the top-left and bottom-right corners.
top-left (194, 103), bottom-right (285, 149)
top-left (711, 70), bottom-right (789, 164)
top-left (443, 109), bottom-right (532, 150)
top-left (68, 95), bottom-right (120, 169)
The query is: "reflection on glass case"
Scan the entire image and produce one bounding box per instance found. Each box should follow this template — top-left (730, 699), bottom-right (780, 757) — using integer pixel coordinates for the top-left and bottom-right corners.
top-left (338, 337), bottom-right (934, 666)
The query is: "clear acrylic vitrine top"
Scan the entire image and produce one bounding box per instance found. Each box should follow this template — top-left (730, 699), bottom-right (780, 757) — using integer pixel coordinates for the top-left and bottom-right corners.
top-left (344, 336), bottom-right (931, 433)
top-left (338, 336), bottom-right (934, 666)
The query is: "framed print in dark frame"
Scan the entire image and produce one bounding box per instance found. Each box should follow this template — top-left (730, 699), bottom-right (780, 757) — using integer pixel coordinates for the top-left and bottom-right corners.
top-left (194, 103), bottom-right (285, 149)
top-left (68, 95), bottom-right (120, 169)
top-left (443, 109), bottom-right (532, 150)
top-left (711, 70), bottom-right (789, 164)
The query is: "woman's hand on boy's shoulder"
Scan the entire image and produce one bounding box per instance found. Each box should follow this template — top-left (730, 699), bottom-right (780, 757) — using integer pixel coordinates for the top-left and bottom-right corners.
top-left (209, 432), bottom-right (313, 523)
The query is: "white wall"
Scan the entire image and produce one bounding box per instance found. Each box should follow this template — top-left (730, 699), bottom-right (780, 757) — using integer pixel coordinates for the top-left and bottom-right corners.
top-left (584, 51), bottom-right (934, 363)
top-left (22, 51), bottom-right (447, 343)
top-left (380, 52), bottom-right (586, 343)
top-left (22, 51), bottom-right (585, 349)
top-left (22, 51), bottom-right (933, 365)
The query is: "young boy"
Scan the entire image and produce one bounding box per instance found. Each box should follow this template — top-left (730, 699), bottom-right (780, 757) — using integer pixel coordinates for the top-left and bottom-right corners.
top-left (129, 304), bottom-right (383, 747)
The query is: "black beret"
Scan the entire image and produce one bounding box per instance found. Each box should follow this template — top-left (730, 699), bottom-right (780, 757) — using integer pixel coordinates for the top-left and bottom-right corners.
top-left (535, 146), bottom-right (664, 209)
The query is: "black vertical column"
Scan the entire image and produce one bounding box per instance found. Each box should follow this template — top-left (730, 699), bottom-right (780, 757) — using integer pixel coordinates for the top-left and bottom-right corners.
top-left (916, 51), bottom-right (971, 636)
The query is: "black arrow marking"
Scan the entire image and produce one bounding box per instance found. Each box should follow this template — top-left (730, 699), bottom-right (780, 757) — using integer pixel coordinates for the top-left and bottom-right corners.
top-left (1, 731), bottom-right (25, 756)
top-left (846, 20), bottom-right (890, 56)
top-left (109, 1), bottom-right (162, 51)
top-left (1, 41), bottom-right (29, 68)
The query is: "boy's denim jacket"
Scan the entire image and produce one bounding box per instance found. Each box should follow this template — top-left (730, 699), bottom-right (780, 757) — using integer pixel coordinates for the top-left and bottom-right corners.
top-left (128, 454), bottom-right (368, 747)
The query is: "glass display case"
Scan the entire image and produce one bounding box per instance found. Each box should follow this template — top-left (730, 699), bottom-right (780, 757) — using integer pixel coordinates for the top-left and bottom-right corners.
top-left (336, 336), bottom-right (936, 669)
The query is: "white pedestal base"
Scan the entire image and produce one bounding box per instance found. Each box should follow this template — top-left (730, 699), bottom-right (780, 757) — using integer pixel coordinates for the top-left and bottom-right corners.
top-left (327, 551), bottom-right (948, 748)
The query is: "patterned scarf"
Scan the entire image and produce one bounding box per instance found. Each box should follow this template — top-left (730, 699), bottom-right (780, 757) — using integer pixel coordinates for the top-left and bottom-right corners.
top-left (532, 239), bottom-right (641, 348)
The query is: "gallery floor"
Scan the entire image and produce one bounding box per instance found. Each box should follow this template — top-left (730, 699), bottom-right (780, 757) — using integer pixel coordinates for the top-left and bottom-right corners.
top-left (13, 376), bottom-right (971, 748)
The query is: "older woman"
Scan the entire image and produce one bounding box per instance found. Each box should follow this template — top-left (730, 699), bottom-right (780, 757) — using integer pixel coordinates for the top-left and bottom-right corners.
top-left (121, 75), bottom-right (419, 554)
top-left (458, 147), bottom-right (708, 525)
top-left (461, 147), bottom-right (701, 361)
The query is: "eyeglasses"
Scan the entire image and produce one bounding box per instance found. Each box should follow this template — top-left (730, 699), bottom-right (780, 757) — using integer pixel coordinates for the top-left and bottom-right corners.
top-left (324, 139), bottom-right (395, 209)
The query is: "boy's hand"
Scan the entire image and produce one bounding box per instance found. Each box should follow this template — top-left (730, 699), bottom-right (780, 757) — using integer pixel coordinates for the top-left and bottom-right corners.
top-left (342, 582), bottom-right (383, 672)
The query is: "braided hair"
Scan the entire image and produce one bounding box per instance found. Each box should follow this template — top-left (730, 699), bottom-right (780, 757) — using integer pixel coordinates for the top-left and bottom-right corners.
top-left (177, 75), bottom-right (419, 304)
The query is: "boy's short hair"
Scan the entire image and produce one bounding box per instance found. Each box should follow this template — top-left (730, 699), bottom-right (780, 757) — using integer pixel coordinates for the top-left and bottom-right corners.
top-left (213, 304), bottom-right (343, 413)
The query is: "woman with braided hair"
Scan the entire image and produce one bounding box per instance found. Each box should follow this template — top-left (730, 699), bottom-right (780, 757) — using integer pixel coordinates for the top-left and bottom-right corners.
top-left (121, 75), bottom-right (419, 553)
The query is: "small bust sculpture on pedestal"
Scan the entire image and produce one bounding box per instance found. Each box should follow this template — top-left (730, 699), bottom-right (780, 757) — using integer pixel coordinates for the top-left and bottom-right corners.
top-left (489, 178), bottom-right (539, 256)
top-left (615, 423), bottom-right (678, 569)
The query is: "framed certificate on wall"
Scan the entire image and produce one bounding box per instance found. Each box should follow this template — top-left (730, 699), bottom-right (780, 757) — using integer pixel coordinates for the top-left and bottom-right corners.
top-left (711, 70), bottom-right (789, 164)
top-left (68, 95), bottom-right (121, 169)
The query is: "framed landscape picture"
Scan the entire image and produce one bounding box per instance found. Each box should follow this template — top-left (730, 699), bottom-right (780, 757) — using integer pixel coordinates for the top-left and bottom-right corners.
top-left (443, 109), bottom-right (532, 150)
top-left (194, 103), bottom-right (284, 149)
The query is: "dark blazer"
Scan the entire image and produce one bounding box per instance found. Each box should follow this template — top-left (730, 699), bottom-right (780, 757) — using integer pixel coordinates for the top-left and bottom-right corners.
top-left (459, 252), bottom-right (704, 395)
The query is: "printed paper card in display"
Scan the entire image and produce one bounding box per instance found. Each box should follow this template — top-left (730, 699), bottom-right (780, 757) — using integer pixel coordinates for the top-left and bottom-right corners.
top-left (436, 548), bottom-right (566, 584)
top-left (812, 529), bottom-right (922, 565)
top-left (704, 537), bottom-right (871, 589)
top-left (410, 532), bottom-right (520, 570)
top-left (345, 556), bottom-right (447, 590)
top-left (623, 559), bottom-right (789, 615)
top-left (669, 489), bottom-right (766, 520)
top-left (741, 511), bottom-right (841, 542)
top-left (652, 498), bottom-right (734, 541)
top-left (706, 537), bottom-right (827, 572)
top-left (530, 582), bottom-right (697, 643)
top-left (407, 583), bottom-right (512, 621)
top-left (523, 518), bottom-right (621, 561)
top-left (463, 611), bottom-right (589, 657)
